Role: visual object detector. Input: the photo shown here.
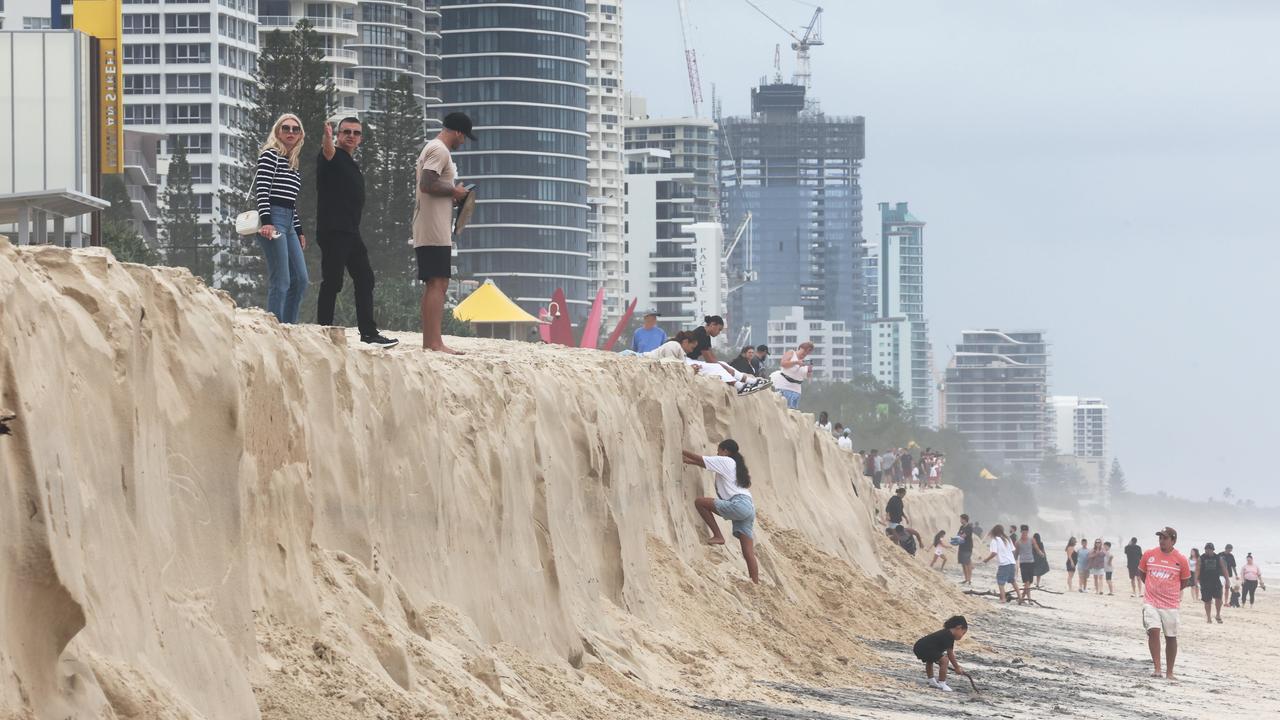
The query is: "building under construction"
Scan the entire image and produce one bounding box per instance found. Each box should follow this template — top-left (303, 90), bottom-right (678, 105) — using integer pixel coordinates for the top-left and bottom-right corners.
top-left (719, 81), bottom-right (869, 374)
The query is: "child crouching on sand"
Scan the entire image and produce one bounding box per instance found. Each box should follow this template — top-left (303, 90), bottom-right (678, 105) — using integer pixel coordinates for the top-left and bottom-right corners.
top-left (681, 440), bottom-right (759, 583)
top-left (912, 616), bottom-right (969, 692)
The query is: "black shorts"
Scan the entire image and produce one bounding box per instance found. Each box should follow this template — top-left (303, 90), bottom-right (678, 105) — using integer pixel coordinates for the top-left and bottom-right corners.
top-left (1201, 580), bottom-right (1223, 600)
top-left (913, 647), bottom-right (944, 664)
top-left (1020, 563), bottom-right (1036, 583)
top-left (1128, 566), bottom-right (1140, 579)
top-left (1105, 571), bottom-right (1113, 581)
top-left (415, 245), bottom-right (452, 280)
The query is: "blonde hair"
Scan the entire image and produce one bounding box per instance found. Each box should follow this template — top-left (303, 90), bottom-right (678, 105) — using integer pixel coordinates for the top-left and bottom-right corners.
top-left (798, 341), bottom-right (816, 351)
top-left (260, 113), bottom-right (305, 170)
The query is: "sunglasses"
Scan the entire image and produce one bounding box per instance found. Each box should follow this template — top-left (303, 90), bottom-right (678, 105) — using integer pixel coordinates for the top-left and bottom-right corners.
top-left (280, 125), bottom-right (302, 134)
top-left (339, 129), bottom-right (362, 136)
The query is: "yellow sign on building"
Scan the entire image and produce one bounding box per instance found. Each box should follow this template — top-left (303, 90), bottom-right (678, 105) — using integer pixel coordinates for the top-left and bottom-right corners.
top-left (73, 0), bottom-right (124, 174)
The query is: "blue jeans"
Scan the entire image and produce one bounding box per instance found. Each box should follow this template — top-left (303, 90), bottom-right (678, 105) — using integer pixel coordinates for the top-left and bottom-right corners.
top-left (257, 205), bottom-right (308, 323)
top-left (777, 388), bottom-right (800, 409)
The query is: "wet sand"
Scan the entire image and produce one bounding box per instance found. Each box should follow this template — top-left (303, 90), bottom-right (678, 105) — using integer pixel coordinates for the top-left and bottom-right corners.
top-left (687, 559), bottom-right (1280, 719)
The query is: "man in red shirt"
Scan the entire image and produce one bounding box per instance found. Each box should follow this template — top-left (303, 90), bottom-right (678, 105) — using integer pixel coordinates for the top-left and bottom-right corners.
top-left (1137, 526), bottom-right (1192, 679)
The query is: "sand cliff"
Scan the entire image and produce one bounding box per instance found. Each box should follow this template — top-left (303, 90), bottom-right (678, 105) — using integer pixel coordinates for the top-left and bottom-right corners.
top-left (0, 240), bottom-right (971, 720)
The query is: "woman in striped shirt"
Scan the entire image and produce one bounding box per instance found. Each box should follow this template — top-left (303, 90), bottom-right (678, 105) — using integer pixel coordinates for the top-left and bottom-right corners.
top-left (255, 113), bottom-right (309, 324)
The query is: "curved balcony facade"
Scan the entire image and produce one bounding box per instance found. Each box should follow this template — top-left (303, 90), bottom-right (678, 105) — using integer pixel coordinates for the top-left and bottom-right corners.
top-left (439, 0), bottom-right (591, 317)
top-left (349, 0), bottom-right (441, 119)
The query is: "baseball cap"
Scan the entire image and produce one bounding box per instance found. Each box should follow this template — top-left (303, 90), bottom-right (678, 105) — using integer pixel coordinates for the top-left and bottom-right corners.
top-left (642, 309), bottom-right (661, 318)
top-left (442, 112), bottom-right (476, 140)
top-left (1155, 526), bottom-right (1178, 541)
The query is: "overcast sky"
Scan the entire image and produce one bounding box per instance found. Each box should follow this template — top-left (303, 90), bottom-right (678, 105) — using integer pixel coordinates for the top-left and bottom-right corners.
top-left (626, 0), bottom-right (1280, 504)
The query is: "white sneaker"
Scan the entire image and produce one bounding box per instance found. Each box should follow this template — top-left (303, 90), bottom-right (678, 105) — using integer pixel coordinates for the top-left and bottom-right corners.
top-left (936, 681), bottom-right (954, 692)
top-left (927, 678), bottom-right (941, 688)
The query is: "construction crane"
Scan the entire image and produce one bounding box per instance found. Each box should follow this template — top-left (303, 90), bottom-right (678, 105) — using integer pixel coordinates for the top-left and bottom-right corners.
top-left (724, 211), bottom-right (756, 296)
top-left (676, 0), bottom-right (703, 116)
top-left (742, 1), bottom-right (824, 89)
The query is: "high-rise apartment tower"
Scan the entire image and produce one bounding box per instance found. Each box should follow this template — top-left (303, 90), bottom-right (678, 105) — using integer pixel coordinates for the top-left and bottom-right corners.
top-left (720, 82), bottom-right (866, 366)
top-left (439, 0), bottom-right (591, 318)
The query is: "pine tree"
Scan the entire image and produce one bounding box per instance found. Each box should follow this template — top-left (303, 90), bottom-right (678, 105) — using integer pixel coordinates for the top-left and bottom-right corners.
top-left (100, 174), bottom-right (157, 264)
top-left (217, 19), bottom-right (334, 308)
top-left (362, 76), bottom-right (425, 265)
top-left (159, 142), bottom-right (210, 281)
top-left (1108, 459), bottom-right (1127, 498)
top-left (327, 76), bottom-right (433, 332)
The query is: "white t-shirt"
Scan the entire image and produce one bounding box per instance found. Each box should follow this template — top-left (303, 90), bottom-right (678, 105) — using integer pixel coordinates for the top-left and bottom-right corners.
top-left (837, 436), bottom-right (853, 451)
top-left (702, 455), bottom-right (752, 501)
top-left (816, 421), bottom-right (832, 433)
top-left (990, 537), bottom-right (1016, 566)
top-left (770, 351), bottom-right (809, 393)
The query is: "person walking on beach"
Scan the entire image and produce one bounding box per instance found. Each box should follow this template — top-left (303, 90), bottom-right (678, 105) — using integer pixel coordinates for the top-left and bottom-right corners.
top-left (254, 113), bottom-right (309, 324)
top-left (1187, 548), bottom-right (1201, 601)
top-left (315, 117), bottom-right (398, 347)
top-left (770, 341), bottom-right (814, 409)
top-left (681, 440), bottom-right (758, 583)
top-left (1126, 537), bottom-right (1145, 597)
top-left (1065, 537), bottom-right (1078, 591)
top-left (1222, 544), bottom-right (1239, 583)
top-left (630, 311), bottom-right (667, 354)
top-left (1032, 532), bottom-right (1050, 587)
top-left (982, 525), bottom-right (1019, 603)
top-left (686, 315), bottom-right (725, 363)
top-left (1103, 541), bottom-right (1116, 595)
top-left (930, 531), bottom-right (949, 571)
top-left (1138, 527), bottom-right (1191, 680)
top-left (1077, 538), bottom-right (1092, 593)
top-left (912, 615), bottom-right (970, 692)
top-left (414, 112), bottom-right (474, 354)
top-left (1087, 539), bottom-right (1106, 594)
top-left (885, 487), bottom-right (908, 529)
top-left (1240, 554), bottom-right (1265, 607)
top-left (1196, 542), bottom-right (1229, 624)
top-left (957, 514), bottom-right (975, 586)
top-left (1016, 525), bottom-right (1037, 602)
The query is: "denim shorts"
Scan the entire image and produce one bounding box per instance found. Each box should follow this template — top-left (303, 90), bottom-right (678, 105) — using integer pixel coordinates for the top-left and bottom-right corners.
top-left (713, 493), bottom-right (756, 540)
top-left (996, 563), bottom-right (1016, 585)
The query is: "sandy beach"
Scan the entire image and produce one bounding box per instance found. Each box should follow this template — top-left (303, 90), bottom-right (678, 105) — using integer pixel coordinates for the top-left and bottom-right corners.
top-left (3, 241), bottom-right (1277, 720)
top-left (688, 556), bottom-right (1280, 720)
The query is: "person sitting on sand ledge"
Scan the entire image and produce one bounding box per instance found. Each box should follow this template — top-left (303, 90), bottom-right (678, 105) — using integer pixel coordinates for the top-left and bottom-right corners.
top-left (912, 615), bottom-right (970, 692)
top-left (682, 440), bottom-right (759, 583)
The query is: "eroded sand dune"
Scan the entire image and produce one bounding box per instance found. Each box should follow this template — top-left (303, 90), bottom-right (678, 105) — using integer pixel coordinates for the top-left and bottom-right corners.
top-left (0, 240), bottom-right (971, 719)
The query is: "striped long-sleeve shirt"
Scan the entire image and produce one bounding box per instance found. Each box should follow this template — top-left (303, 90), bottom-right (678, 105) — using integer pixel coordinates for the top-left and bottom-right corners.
top-left (254, 149), bottom-right (304, 235)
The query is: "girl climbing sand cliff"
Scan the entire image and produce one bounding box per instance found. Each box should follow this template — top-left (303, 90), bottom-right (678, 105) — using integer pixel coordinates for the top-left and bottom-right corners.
top-left (682, 440), bottom-right (759, 583)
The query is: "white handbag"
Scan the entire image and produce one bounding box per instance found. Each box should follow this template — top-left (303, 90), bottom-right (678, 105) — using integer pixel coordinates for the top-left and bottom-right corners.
top-left (235, 210), bottom-right (261, 236)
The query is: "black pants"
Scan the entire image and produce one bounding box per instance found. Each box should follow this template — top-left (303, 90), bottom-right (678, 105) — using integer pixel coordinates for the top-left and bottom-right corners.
top-left (316, 233), bottom-right (377, 337)
top-left (1243, 580), bottom-right (1258, 605)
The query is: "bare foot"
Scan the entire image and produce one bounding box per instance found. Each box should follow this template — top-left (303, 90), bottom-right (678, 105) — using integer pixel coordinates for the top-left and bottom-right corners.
top-left (706, 537), bottom-right (726, 546)
top-left (424, 344), bottom-right (466, 355)
top-left (1165, 672), bottom-right (1176, 681)
top-left (1151, 671), bottom-right (1162, 678)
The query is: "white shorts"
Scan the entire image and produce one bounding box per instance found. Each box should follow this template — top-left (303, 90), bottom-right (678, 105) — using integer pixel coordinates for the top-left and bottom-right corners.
top-left (1142, 604), bottom-right (1179, 638)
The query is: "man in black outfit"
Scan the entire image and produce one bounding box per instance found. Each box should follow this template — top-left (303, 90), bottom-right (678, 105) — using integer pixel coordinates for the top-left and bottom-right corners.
top-left (885, 487), bottom-right (908, 528)
top-left (316, 117), bottom-right (397, 347)
top-left (752, 344), bottom-right (769, 374)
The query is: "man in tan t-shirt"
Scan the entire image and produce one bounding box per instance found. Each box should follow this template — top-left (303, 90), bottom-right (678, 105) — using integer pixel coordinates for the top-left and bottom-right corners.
top-left (414, 112), bottom-right (473, 354)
